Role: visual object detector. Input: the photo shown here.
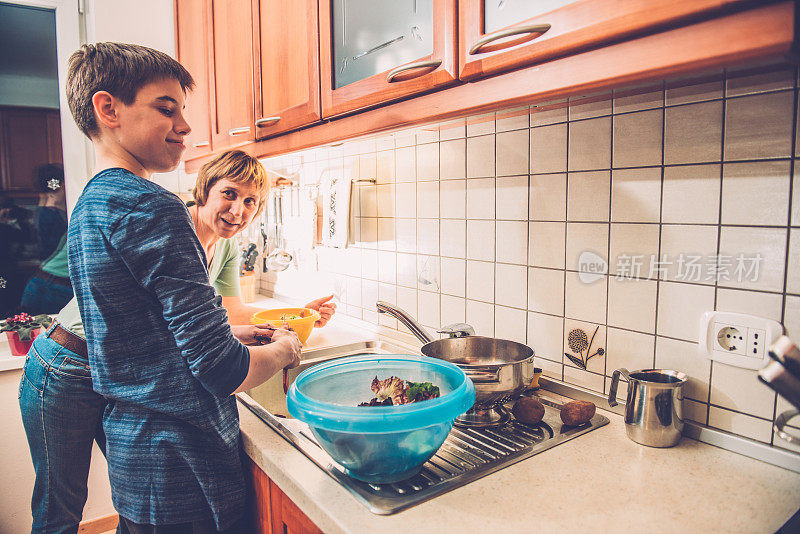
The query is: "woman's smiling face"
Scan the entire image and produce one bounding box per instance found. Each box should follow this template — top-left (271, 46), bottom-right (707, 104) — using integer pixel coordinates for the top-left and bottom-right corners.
top-left (199, 178), bottom-right (261, 238)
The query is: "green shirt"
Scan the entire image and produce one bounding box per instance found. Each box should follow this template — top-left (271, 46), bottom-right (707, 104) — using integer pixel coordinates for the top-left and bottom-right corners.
top-left (41, 234), bottom-right (70, 278)
top-left (58, 237), bottom-right (241, 338)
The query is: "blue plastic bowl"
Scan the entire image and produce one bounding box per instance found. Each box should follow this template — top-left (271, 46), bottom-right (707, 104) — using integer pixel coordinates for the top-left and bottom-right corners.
top-left (287, 354), bottom-right (475, 483)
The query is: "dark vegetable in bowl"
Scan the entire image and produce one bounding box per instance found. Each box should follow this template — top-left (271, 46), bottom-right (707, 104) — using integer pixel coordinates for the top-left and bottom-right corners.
top-left (359, 376), bottom-right (441, 406)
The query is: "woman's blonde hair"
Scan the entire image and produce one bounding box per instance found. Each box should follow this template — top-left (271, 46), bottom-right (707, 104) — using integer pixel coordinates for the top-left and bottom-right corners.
top-left (193, 150), bottom-right (269, 216)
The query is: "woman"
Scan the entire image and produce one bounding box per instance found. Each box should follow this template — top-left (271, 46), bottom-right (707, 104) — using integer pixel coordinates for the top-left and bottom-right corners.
top-left (18, 150), bottom-right (335, 533)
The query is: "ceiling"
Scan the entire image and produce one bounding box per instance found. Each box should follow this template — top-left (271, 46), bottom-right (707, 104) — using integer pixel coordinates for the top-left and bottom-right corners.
top-left (0, 2), bottom-right (58, 80)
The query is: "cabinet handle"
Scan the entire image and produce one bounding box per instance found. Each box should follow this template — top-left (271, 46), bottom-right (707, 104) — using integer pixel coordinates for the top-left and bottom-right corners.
top-left (386, 59), bottom-right (442, 83)
top-left (192, 141), bottom-right (210, 148)
top-left (468, 23), bottom-right (551, 55)
top-left (228, 127), bottom-right (251, 136)
top-left (255, 117), bottom-right (281, 127)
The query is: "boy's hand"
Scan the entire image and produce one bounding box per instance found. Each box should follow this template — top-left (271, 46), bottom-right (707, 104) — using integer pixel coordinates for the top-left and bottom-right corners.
top-left (305, 295), bottom-right (337, 327)
top-left (271, 326), bottom-right (301, 369)
top-left (231, 323), bottom-right (275, 345)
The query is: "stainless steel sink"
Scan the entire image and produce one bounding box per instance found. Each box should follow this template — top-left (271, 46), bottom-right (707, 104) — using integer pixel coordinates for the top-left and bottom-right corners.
top-left (243, 339), bottom-right (415, 416)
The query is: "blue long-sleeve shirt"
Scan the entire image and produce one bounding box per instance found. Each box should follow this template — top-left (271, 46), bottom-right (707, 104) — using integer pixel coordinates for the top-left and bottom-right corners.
top-left (68, 168), bottom-right (250, 529)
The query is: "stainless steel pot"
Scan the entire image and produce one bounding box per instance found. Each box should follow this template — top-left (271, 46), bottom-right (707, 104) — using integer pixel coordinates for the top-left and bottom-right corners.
top-left (376, 301), bottom-right (535, 427)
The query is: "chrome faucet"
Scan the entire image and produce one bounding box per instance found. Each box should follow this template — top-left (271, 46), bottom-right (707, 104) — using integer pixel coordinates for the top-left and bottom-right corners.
top-left (376, 301), bottom-right (474, 343)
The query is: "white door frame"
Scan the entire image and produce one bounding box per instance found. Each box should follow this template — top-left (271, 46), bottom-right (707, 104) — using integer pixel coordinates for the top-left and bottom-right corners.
top-left (6, 0), bottom-right (90, 216)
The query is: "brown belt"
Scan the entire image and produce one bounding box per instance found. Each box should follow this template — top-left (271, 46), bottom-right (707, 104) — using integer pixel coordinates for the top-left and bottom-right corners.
top-left (49, 322), bottom-right (88, 359)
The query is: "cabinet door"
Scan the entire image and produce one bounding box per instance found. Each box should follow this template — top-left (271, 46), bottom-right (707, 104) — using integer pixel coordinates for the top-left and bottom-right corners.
top-left (253, 0), bottom-right (321, 139)
top-left (269, 479), bottom-right (323, 534)
top-left (319, 0), bottom-right (458, 118)
top-left (175, 0), bottom-right (214, 159)
top-left (210, 0), bottom-right (255, 148)
top-left (459, 0), bottom-right (754, 80)
top-left (0, 107), bottom-right (51, 193)
top-left (45, 112), bottom-right (62, 164)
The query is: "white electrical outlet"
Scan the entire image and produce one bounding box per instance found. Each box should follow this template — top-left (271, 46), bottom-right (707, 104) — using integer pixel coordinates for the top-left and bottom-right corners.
top-left (699, 311), bottom-right (783, 369)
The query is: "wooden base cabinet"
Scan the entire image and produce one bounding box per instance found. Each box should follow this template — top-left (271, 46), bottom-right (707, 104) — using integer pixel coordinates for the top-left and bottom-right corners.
top-left (246, 457), bottom-right (324, 534)
top-left (0, 106), bottom-right (62, 195)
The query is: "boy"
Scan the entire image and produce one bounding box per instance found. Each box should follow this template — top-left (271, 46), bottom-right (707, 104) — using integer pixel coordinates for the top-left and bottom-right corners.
top-left (65, 42), bottom-right (301, 532)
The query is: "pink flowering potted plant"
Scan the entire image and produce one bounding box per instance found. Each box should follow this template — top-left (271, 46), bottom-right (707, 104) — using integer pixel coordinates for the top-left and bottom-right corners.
top-left (1, 313), bottom-right (52, 356)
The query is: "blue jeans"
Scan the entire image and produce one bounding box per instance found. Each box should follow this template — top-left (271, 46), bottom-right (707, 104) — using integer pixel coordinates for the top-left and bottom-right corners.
top-left (20, 275), bottom-right (73, 315)
top-left (18, 325), bottom-right (107, 534)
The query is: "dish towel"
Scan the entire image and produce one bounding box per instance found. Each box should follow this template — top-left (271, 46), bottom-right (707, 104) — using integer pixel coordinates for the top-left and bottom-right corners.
top-left (322, 173), bottom-right (353, 248)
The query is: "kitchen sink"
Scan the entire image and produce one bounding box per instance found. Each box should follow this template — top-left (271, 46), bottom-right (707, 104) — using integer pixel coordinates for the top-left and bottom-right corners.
top-left (243, 339), bottom-right (413, 416)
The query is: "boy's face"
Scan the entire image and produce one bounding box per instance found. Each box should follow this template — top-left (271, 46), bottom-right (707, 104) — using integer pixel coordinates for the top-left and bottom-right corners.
top-left (114, 78), bottom-right (191, 174)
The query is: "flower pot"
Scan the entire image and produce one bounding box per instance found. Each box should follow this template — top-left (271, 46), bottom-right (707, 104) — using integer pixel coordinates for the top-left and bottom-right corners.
top-left (5, 328), bottom-right (41, 356)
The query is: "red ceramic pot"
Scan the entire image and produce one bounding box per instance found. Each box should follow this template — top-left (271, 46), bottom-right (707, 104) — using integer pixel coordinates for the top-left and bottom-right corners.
top-left (5, 328), bottom-right (41, 356)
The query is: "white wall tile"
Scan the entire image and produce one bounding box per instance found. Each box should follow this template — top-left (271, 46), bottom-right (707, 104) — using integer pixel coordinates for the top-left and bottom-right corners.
top-left (606, 328), bottom-right (655, 375)
top-left (684, 398), bottom-right (709, 425)
top-left (710, 362), bottom-right (776, 419)
top-left (567, 170), bottom-right (610, 222)
top-left (395, 218), bottom-right (416, 253)
top-left (793, 160), bottom-right (800, 226)
top-left (496, 220), bottom-right (528, 265)
top-left (396, 252), bottom-right (417, 288)
top-left (496, 129), bottom-right (529, 176)
top-left (530, 173), bottom-right (567, 221)
top-left (440, 219), bottom-right (466, 258)
top-left (377, 219), bottom-right (395, 251)
top-left (495, 305), bottom-right (528, 344)
top-left (496, 175), bottom-right (528, 220)
top-left (377, 250), bottom-right (396, 285)
top-left (466, 134), bottom-right (495, 178)
top-left (376, 149), bottom-right (395, 183)
top-left (376, 184), bottom-right (395, 217)
top-left (613, 84), bottom-right (664, 113)
top-left (665, 72), bottom-right (723, 106)
top-left (527, 311), bottom-right (564, 362)
top-left (417, 255), bottom-right (440, 292)
top-left (441, 294), bottom-right (466, 326)
top-left (361, 248), bottom-right (378, 280)
top-left (495, 263), bottom-right (527, 309)
top-left (440, 179), bottom-right (466, 219)
top-left (721, 160), bottom-right (790, 226)
top-left (569, 116), bottom-right (612, 171)
top-left (565, 272), bottom-right (607, 325)
top-left (346, 277), bottom-right (362, 307)
top-left (612, 109), bottom-right (663, 168)
top-left (566, 222), bottom-right (609, 272)
top-left (358, 184), bottom-right (377, 217)
top-left (708, 406), bottom-right (773, 444)
top-left (417, 181), bottom-right (439, 218)
top-left (467, 113), bottom-right (495, 136)
top-left (657, 281), bottom-right (715, 342)
top-left (726, 63), bottom-right (795, 97)
top-left (569, 92), bottom-right (612, 120)
top-left (440, 257), bottom-right (466, 297)
top-left (611, 167), bottom-right (662, 223)
top-left (396, 286), bottom-right (418, 318)
top-left (530, 123), bottom-right (567, 174)
top-left (724, 91), bottom-right (794, 160)
top-left (418, 290), bottom-right (441, 330)
top-left (440, 139), bottom-right (466, 179)
top-left (359, 217), bottom-right (377, 248)
top-left (608, 278), bottom-right (658, 333)
top-left (439, 118), bottom-right (466, 141)
top-left (417, 219), bottom-right (439, 256)
top-left (466, 220), bottom-right (495, 261)
top-left (784, 295), bottom-right (800, 338)
top-left (664, 101), bottom-right (723, 164)
top-left (395, 146), bottom-right (416, 182)
top-left (715, 288), bottom-right (783, 323)
top-left (717, 227), bottom-right (787, 292)
top-left (378, 282), bottom-right (396, 307)
top-left (788, 230), bottom-right (800, 295)
top-left (466, 300), bottom-right (495, 336)
top-left (416, 126), bottom-right (439, 145)
top-left (529, 221), bottom-right (566, 269)
top-left (361, 279), bottom-right (378, 308)
top-left (466, 178), bottom-right (495, 219)
top-left (655, 336), bottom-right (711, 402)
top-left (662, 164), bottom-right (721, 224)
top-left (395, 182), bottom-right (416, 218)
top-left (563, 365), bottom-right (605, 393)
top-left (528, 267), bottom-right (564, 316)
top-left (660, 225), bottom-right (718, 285)
top-left (530, 99), bottom-right (568, 126)
top-left (416, 142), bottom-right (439, 180)
top-left (609, 223), bottom-right (659, 281)
top-left (495, 106), bottom-right (530, 132)
top-left (466, 260), bottom-right (495, 303)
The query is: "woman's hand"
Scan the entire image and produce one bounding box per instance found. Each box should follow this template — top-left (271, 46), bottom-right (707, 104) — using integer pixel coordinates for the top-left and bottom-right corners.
top-left (271, 326), bottom-right (302, 369)
top-left (231, 323), bottom-right (277, 345)
top-left (305, 295), bottom-right (337, 327)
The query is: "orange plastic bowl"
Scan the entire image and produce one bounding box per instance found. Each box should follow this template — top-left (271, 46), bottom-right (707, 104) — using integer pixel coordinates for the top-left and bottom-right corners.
top-left (250, 307), bottom-right (320, 344)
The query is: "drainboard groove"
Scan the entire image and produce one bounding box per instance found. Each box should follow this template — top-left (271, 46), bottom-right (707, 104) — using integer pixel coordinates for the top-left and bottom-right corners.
top-left (510, 422), bottom-right (550, 441)
top-left (435, 449), bottom-right (471, 471)
top-left (457, 428), bottom-right (517, 453)
top-left (439, 443), bottom-right (483, 467)
top-left (449, 428), bottom-right (509, 455)
top-left (483, 427), bottom-right (530, 449)
top-left (445, 434), bottom-right (500, 461)
top-left (427, 456), bottom-right (460, 477)
top-left (421, 461), bottom-right (449, 480)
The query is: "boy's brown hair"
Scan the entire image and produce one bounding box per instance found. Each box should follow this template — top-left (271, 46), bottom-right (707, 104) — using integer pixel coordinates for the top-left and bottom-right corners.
top-left (66, 42), bottom-right (195, 139)
top-left (193, 150), bottom-right (269, 216)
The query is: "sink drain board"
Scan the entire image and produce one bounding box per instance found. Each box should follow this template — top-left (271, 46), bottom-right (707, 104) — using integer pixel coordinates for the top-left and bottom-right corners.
top-left (238, 393), bottom-right (608, 514)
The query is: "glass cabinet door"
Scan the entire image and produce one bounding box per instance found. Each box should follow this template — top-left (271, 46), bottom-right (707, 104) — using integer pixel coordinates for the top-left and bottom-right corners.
top-left (332, 0), bottom-right (434, 89)
top-left (483, 0), bottom-right (578, 34)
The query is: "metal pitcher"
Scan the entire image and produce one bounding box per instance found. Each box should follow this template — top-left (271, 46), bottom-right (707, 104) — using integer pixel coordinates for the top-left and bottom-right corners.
top-left (608, 368), bottom-right (688, 448)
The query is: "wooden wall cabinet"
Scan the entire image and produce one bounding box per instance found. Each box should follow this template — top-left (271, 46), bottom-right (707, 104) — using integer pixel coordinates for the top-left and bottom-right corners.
top-left (246, 457), bottom-right (323, 534)
top-left (319, 0), bottom-right (458, 118)
top-left (458, 0), bottom-right (757, 80)
top-left (175, 0), bottom-right (214, 159)
top-left (0, 106), bottom-right (62, 194)
top-left (252, 0), bottom-right (322, 139)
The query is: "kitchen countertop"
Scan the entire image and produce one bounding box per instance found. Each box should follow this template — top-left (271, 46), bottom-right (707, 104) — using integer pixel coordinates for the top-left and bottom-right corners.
top-left (240, 303), bottom-right (800, 534)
